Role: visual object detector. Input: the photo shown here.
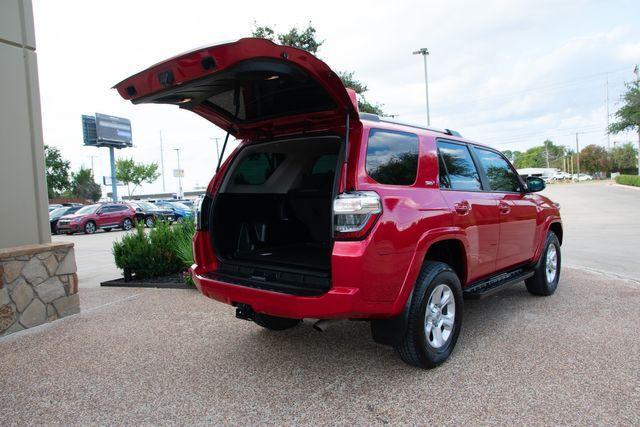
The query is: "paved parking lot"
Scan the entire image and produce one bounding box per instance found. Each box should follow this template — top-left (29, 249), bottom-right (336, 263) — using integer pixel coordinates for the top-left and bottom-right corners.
top-left (1, 181), bottom-right (639, 425)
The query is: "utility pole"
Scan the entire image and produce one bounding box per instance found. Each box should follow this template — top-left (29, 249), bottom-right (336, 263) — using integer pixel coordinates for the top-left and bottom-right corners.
top-left (210, 137), bottom-right (220, 161)
top-left (413, 48), bottom-right (431, 126)
top-left (575, 133), bottom-right (581, 180)
top-left (174, 148), bottom-right (183, 199)
top-left (159, 131), bottom-right (166, 192)
top-left (606, 73), bottom-right (611, 150)
top-left (545, 143), bottom-right (550, 168)
top-left (88, 155), bottom-right (97, 178)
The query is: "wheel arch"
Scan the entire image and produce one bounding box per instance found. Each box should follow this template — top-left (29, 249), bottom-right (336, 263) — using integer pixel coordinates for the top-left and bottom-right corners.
top-left (549, 221), bottom-right (563, 245)
top-left (388, 228), bottom-right (469, 318)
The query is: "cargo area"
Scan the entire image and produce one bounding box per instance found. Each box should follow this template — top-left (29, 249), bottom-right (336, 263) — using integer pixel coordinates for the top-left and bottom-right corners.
top-left (210, 137), bottom-right (341, 295)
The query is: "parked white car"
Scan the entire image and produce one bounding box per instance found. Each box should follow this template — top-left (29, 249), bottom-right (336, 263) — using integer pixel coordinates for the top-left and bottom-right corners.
top-left (553, 172), bottom-right (572, 181)
top-left (572, 173), bottom-right (593, 181)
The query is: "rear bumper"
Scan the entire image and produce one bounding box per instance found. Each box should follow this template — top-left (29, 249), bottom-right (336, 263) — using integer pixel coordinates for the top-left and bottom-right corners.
top-left (192, 268), bottom-right (363, 319)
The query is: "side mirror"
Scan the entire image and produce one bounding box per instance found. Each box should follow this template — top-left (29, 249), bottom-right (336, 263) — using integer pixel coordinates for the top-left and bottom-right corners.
top-left (526, 176), bottom-right (546, 192)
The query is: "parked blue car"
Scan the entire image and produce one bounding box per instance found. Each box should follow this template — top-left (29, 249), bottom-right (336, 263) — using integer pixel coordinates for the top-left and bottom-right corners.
top-left (155, 201), bottom-right (193, 223)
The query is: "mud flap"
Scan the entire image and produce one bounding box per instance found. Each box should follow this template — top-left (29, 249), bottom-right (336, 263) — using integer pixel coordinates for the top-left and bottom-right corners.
top-left (370, 290), bottom-right (413, 346)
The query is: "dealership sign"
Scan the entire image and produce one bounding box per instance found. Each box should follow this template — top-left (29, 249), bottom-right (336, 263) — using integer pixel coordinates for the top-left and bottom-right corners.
top-left (82, 113), bottom-right (132, 148)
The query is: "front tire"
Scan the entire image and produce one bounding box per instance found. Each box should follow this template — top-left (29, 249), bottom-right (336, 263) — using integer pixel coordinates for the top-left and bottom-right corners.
top-left (526, 231), bottom-right (561, 296)
top-left (145, 216), bottom-right (155, 228)
top-left (394, 262), bottom-right (463, 369)
top-left (84, 221), bottom-right (96, 234)
top-left (254, 313), bottom-right (301, 331)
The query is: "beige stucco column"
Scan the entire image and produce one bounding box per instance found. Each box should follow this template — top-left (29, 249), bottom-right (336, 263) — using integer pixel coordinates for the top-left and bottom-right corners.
top-left (1, 1), bottom-right (80, 336)
top-left (0, 0), bottom-right (50, 248)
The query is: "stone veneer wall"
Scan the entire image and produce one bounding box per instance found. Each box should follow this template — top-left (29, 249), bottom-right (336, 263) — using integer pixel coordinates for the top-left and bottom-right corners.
top-left (0, 242), bottom-right (79, 336)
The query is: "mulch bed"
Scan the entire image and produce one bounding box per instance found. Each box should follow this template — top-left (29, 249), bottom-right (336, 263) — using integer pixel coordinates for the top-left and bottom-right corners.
top-left (101, 273), bottom-right (195, 289)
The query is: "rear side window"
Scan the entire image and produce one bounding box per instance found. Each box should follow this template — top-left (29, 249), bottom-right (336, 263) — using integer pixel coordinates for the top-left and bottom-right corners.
top-left (366, 129), bottom-right (419, 185)
top-left (232, 152), bottom-right (286, 185)
top-left (473, 147), bottom-right (522, 192)
top-left (437, 141), bottom-right (482, 191)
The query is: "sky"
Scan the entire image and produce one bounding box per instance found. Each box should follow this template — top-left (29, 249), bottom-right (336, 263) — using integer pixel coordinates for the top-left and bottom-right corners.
top-left (32, 0), bottom-right (640, 197)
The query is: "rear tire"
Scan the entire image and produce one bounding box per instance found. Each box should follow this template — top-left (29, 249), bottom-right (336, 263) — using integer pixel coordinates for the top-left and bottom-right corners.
top-left (254, 313), bottom-right (301, 331)
top-left (526, 231), bottom-right (561, 296)
top-left (122, 217), bottom-right (133, 231)
top-left (394, 261), bottom-right (463, 369)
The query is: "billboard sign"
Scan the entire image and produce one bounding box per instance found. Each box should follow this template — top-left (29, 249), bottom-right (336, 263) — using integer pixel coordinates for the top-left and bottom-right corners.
top-left (95, 113), bottom-right (132, 147)
top-left (82, 115), bottom-right (98, 146)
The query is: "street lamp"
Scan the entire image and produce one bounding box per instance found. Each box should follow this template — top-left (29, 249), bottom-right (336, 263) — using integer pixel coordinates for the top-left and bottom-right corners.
top-left (413, 48), bottom-right (431, 126)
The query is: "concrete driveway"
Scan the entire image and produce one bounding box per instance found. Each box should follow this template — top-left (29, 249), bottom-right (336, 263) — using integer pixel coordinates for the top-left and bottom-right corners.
top-left (0, 181), bottom-right (638, 425)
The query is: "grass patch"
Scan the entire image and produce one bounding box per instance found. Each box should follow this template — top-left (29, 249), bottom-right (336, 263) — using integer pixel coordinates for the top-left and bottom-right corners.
top-left (615, 174), bottom-right (640, 187)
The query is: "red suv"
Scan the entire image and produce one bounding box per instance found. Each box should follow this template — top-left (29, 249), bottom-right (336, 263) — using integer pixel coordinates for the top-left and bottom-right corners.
top-left (57, 203), bottom-right (136, 234)
top-left (116, 39), bottom-right (562, 368)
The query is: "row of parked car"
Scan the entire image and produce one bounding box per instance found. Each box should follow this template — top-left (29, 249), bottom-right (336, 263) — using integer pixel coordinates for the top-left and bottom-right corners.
top-left (48, 199), bottom-right (194, 235)
top-left (548, 172), bottom-right (594, 182)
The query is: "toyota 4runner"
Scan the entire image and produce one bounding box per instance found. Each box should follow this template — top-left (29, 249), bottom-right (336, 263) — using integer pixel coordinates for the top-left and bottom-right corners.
top-left (115, 38), bottom-right (562, 368)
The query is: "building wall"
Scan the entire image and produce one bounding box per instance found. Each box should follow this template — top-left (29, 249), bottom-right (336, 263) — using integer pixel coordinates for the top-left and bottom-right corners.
top-left (0, 0), bottom-right (50, 248)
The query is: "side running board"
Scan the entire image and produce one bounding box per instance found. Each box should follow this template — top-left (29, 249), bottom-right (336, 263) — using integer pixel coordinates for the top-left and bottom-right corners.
top-left (463, 267), bottom-right (535, 300)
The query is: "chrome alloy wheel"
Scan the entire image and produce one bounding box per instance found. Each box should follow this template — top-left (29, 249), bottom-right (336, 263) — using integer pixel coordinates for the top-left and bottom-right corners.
top-left (85, 222), bottom-right (96, 234)
top-left (424, 284), bottom-right (456, 349)
top-left (545, 243), bottom-right (558, 283)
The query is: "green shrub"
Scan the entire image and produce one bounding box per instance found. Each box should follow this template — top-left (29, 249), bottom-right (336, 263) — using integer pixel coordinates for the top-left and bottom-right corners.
top-left (171, 218), bottom-right (195, 268)
top-left (112, 220), bottom-right (187, 280)
top-left (615, 174), bottom-right (640, 187)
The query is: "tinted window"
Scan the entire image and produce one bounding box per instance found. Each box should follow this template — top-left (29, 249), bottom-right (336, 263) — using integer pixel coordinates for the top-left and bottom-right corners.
top-left (232, 152), bottom-right (286, 185)
top-left (114, 205), bottom-right (128, 211)
top-left (473, 147), bottom-right (522, 192)
top-left (366, 129), bottom-right (419, 185)
top-left (437, 141), bottom-right (482, 191)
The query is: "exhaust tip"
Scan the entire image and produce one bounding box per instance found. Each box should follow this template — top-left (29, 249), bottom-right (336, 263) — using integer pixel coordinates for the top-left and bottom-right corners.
top-left (313, 319), bottom-right (330, 332)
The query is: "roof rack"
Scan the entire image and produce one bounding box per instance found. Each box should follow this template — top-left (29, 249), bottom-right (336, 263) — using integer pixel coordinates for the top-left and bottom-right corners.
top-left (359, 113), bottom-right (462, 137)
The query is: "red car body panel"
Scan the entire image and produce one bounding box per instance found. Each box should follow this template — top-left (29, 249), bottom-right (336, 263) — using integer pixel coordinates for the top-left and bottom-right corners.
top-left (116, 39), bottom-right (562, 320)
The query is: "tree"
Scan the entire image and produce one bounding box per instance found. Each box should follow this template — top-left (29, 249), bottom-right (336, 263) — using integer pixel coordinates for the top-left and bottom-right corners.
top-left (44, 145), bottom-right (71, 198)
top-left (70, 167), bottom-right (101, 202)
top-left (609, 80), bottom-right (640, 175)
top-left (579, 144), bottom-right (609, 174)
top-left (115, 158), bottom-right (160, 198)
top-left (251, 22), bottom-right (384, 115)
top-left (512, 140), bottom-right (567, 169)
top-left (610, 142), bottom-right (638, 173)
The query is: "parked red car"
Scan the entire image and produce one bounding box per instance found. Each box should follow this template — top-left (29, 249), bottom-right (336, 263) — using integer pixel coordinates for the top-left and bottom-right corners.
top-left (57, 203), bottom-right (136, 234)
top-left (116, 38), bottom-right (562, 368)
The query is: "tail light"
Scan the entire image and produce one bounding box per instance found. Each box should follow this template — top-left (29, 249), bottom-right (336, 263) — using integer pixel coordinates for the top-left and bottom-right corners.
top-left (333, 191), bottom-right (382, 240)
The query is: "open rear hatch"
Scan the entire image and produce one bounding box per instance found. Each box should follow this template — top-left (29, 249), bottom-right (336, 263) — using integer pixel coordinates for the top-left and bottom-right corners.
top-left (115, 38), bottom-right (362, 296)
top-left (114, 37), bottom-right (358, 139)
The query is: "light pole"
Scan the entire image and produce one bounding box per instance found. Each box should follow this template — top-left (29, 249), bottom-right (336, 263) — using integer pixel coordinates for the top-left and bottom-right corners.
top-left (173, 148), bottom-right (183, 199)
top-left (413, 48), bottom-right (431, 126)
